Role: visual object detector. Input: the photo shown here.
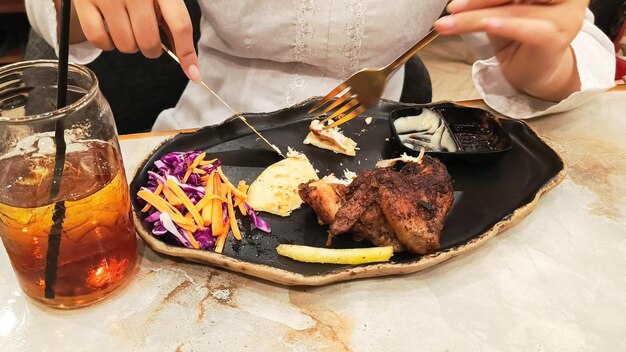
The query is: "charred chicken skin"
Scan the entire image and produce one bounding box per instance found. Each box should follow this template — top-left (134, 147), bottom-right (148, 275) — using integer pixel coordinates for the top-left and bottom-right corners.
top-left (298, 155), bottom-right (453, 255)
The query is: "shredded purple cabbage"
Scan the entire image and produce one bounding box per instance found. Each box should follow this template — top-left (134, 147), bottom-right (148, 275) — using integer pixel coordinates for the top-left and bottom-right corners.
top-left (155, 151), bottom-right (202, 177)
top-left (186, 173), bottom-right (201, 187)
top-left (244, 202), bottom-right (271, 233)
top-left (202, 159), bottom-right (222, 175)
top-left (147, 170), bottom-right (167, 185)
top-left (145, 210), bottom-right (161, 223)
top-left (152, 221), bottom-right (167, 236)
top-left (139, 151), bottom-right (215, 248)
top-left (222, 203), bottom-right (229, 224)
top-left (194, 228), bottom-right (215, 250)
top-left (159, 212), bottom-right (193, 248)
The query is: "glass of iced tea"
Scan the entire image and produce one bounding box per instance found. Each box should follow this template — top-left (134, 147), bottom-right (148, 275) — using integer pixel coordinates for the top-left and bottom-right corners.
top-left (0, 60), bottom-right (138, 308)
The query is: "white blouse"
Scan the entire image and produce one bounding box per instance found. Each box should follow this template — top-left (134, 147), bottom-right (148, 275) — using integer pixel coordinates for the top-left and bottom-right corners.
top-left (26, 0), bottom-right (616, 131)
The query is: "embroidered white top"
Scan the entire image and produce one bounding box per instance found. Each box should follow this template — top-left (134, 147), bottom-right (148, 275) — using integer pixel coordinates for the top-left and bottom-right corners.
top-left (26, 0), bottom-right (616, 131)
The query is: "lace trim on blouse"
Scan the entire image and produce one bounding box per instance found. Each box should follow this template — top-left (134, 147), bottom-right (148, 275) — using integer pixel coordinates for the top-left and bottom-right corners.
top-left (285, 0), bottom-right (320, 107)
top-left (338, 0), bottom-right (367, 80)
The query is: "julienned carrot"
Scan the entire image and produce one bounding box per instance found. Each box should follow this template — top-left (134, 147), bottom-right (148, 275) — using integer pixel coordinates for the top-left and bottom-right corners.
top-left (182, 152), bottom-right (206, 183)
top-left (195, 194), bottom-right (226, 212)
top-left (222, 214), bottom-right (231, 237)
top-left (141, 181), bottom-right (164, 212)
top-left (237, 180), bottom-right (249, 196)
top-left (216, 167), bottom-right (248, 200)
top-left (234, 181), bottom-right (248, 214)
top-left (137, 189), bottom-right (191, 226)
top-left (201, 206), bottom-right (212, 227)
top-left (183, 229), bottom-right (201, 249)
top-left (199, 158), bottom-right (218, 166)
top-left (162, 197), bottom-right (182, 215)
top-left (211, 173), bottom-right (223, 236)
top-left (227, 191), bottom-right (242, 240)
top-left (166, 176), bottom-right (204, 230)
top-left (201, 171), bottom-right (215, 226)
top-left (165, 177), bottom-right (205, 230)
top-left (214, 232), bottom-right (227, 253)
top-left (200, 175), bottom-right (211, 184)
top-left (238, 180), bottom-right (248, 190)
top-left (181, 213), bottom-right (199, 232)
top-left (178, 222), bottom-right (198, 233)
top-left (162, 186), bottom-right (183, 206)
top-left (220, 182), bottom-right (228, 198)
top-left (192, 168), bottom-right (206, 174)
top-left (138, 189), bottom-right (181, 218)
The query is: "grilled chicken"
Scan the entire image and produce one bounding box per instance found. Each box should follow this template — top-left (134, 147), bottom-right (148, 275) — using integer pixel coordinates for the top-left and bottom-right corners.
top-left (351, 204), bottom-right (406, 252)
top-left (298, 180), bottom-right (347, 226)
top-left (299, 178), bottom-right (406, 251)
top-left (298, 155), bottom-right (453, 255)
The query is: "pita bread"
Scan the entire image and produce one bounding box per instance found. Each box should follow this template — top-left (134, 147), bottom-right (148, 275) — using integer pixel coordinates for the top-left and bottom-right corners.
top-left (246, 150), bottom-right (319, 217)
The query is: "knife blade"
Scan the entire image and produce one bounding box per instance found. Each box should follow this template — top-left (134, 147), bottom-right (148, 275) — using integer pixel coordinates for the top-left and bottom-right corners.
top-left (160, 44), bottom-right (285, 158)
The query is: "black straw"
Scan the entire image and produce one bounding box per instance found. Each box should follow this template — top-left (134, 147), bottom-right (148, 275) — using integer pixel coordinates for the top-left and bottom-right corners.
top-left (44, 0), bottom-right (72, 299)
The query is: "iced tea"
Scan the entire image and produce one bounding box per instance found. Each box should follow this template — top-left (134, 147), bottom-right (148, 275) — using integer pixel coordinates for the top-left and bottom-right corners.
top-left (0, 140), bottom-right (137, 308)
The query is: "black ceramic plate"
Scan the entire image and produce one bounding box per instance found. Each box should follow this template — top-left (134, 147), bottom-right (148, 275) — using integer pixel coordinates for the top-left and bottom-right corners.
top-left (130, 99), bottom-right (565, 285)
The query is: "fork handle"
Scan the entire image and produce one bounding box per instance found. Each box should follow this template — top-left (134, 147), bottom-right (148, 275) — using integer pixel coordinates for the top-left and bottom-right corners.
top-left (383, 29), bottom-right (439, 75)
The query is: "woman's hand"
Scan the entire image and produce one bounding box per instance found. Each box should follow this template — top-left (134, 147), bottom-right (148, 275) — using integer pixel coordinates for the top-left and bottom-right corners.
top-left (434, 0), bottom-right (590, 102)
top-left (59, 0), bottom-right (200, 82)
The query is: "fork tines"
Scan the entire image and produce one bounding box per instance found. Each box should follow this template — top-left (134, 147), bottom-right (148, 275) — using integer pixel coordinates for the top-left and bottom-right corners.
top-left (308, 84), bottom-right (366, 130)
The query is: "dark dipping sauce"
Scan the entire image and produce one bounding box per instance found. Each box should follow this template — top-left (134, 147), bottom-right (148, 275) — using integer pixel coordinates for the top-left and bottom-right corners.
top-left (448, 122), bottom-right (501, 152)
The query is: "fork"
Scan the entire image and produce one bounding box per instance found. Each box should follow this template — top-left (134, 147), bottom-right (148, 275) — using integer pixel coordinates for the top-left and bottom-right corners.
top-left (309, 29), bottom-right (439, 129)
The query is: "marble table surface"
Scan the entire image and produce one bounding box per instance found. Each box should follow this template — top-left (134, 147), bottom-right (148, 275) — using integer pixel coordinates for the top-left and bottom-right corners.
top-left (1, 90), bottom-right (625, 352)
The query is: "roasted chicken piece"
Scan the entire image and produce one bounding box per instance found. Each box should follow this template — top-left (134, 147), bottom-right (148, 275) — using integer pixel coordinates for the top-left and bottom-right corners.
top-left (298, 155), bottom-right (453, 255)
top-left (299, 177), bottom-right (406, 252)
top-left (351, 204), bottom-right (406, 252)
top-left (298, 180), bottom-right (347, 226)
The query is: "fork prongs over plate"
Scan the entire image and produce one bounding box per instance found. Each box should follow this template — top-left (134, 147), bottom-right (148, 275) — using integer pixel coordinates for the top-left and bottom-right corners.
top-left (325, 105), bottom-right (367, 129)
top-left (308, 84), bottom-right (366, 129)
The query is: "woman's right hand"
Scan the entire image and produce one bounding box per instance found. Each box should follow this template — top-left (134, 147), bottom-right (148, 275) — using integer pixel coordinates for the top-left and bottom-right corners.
top-left (61, 0), bottom-right (200, 82)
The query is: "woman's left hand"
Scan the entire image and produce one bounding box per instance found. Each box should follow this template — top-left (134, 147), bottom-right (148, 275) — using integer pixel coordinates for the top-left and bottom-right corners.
top-left (434, 0), bottom-right (590, 102)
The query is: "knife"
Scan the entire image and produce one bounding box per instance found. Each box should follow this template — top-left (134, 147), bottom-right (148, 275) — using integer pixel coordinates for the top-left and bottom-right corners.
top-left (160, 44), bottom-right (285, 158)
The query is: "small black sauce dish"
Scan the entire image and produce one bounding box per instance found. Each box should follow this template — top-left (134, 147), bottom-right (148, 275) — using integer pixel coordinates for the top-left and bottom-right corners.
top-left (388, 103), bottom-right (513, 163)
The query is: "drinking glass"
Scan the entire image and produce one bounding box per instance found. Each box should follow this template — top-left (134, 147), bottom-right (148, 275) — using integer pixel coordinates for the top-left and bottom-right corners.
top-left (0, 60), bottom-right (138, 309)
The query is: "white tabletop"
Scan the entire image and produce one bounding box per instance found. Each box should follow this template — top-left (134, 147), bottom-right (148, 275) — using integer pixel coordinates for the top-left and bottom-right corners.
top-left (1, 90), bottom-right (625, 352)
